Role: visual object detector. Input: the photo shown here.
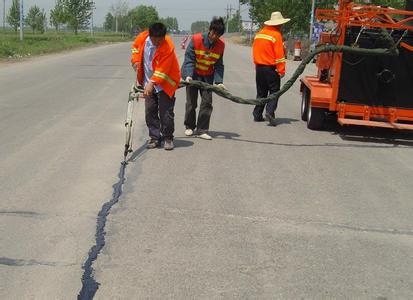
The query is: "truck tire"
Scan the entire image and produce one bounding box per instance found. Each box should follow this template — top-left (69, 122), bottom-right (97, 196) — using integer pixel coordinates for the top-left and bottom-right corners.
top-left (301, 87), bottom-right (309, 121)
top-left (307, 102), bottom-right (326, 130)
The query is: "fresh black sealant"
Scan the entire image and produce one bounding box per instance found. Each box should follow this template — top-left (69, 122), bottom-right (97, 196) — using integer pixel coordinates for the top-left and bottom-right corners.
top-left (77, 161), bottom-right (127, 299)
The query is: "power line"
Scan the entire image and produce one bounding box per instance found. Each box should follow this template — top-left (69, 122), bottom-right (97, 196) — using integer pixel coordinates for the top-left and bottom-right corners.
top-left (225, 4), bottom-right (234, 33)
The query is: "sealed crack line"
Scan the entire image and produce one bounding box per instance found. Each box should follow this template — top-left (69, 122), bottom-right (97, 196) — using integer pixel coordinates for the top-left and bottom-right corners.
top-left (78, 161), bottom-right (127, 300)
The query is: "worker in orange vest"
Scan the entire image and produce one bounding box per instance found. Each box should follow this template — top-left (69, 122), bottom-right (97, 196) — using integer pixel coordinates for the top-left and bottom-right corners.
top-left (131, 22), bottom-right (181, 150)
top-left (181, 17), bottom-right (226, 140)
top-left (252, 11), bottom-right (290, 126)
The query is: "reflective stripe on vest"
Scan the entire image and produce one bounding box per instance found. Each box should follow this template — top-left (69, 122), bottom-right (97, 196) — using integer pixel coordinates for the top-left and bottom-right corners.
top-left (254, 34), bottom-right (276, 43)
top-left (153, 70), bottom-right (177, 87)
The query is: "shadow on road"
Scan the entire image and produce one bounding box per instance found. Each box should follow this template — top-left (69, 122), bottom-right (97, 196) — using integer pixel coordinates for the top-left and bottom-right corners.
top-left (128, 139), bottom-right (195, 162)
top-left (273, 117), bottom-right (300, 126)
top-left (207, 126), bottom-right (413, 149)
top-left (324, 117), bottom-right (413, 147)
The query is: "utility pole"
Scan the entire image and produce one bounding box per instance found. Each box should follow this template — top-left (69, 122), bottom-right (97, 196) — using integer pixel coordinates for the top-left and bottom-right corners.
top-left (3, 0), bottom-right (5, 31)
top-left (19, 0), bottom-right (23, 41)
top-left (238, 0), bottom-right (241, 33)
top-left (226, 4), bottom-right (229, 33)
top-left (226, 4), bottom-right (234, 33)
top-left (309, 0), bottom-right (315, 47)
top-left (90, 2), bottom-right (94, 37)
top-left (90, 10), bottom-right (93, 36)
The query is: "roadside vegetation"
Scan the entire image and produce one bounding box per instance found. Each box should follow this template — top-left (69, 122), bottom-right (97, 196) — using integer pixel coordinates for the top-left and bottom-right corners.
top-left (0, 30), bottom-right (131, 60)
top-left (2, 0), bottom-right (406, 61)
top-left (2, 0), bottom-right (132, 61)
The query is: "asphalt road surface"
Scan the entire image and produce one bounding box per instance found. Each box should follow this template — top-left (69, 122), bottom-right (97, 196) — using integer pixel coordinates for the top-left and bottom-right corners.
top-left (1, 36), bottom-right (413, 299)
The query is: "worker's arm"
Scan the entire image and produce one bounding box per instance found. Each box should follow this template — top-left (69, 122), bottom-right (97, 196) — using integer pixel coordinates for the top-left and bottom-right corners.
top-left (213, 50), bottom-right (225, 84)
top-left (180, 38), bottom-right (196, 79)
top-left (274, 32), bottom-right (286, 76)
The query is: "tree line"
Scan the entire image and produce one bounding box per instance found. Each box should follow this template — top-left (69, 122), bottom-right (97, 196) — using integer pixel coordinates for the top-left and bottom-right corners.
top-left (103, 4), bottom-right (177, 34)
top-left (6, 0), bottom-right (406, 36)
top-left (103, 3), bottom-right (241, 34)
top-left (5, 0), bottom-right (241, 35)
top-left (6, 0), bottom-right (94, 34)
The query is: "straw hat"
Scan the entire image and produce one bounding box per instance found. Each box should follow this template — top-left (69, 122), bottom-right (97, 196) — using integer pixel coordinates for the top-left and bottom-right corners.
top-left (264, 12), bottom-right (290, 26)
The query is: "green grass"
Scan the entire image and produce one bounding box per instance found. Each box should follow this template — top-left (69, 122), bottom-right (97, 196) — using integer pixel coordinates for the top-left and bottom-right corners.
top-left (0, 30), bottom-right (132, 60)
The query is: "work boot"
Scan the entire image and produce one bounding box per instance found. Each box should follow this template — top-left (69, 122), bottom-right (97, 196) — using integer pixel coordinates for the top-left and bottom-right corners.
top-left (146, 138), bottom-right (160, 149)
top-left (253, 115), bottom-right (265, 122)
top-left (265, 113), bottom-right (277, 126)
top-left (198, 133), bottom-right (212, 140)
top-left (164, 138), bottom-right (174, 151)
top-left (184, 128), bottom-right (193, 136)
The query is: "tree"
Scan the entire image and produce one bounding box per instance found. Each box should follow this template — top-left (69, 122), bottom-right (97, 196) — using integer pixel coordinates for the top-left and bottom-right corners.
top-left (26, 5), bottom-right (40, 32)
top-left (37, 10), bottom-right (47, 33)
top-left (7, 0), bottom-right (20, 32)
top-left (228, 10), bottom-right (242, 33)
top-left (240, 0), bottom-right (313, 34)
top-left (64, 0), bottom-right (94, 34)
top-left (50, 0), bottom-right (67, 31)
top-left (128, 5), bottom-right (159, 32)
top-left (110, 0), bottom-right (128, 32)
top-left (160, 17), bottom-right (179, 33)
top-left (103, 12), bottom-right (114, 31)
top-left (26, 5), bottom-right (46, 33)
top-left (115, 14), bottom-right (130, 33)
top-left (190, 21), bottom-right (209, 33)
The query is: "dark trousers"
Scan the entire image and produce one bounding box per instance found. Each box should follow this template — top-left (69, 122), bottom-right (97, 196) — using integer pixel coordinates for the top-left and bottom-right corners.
top-left (145, 91), bottom-right (175, 140)
top-left (184, 86), bottom-right (213, 133)
top-left (253, 65), bottom-right (281, 118)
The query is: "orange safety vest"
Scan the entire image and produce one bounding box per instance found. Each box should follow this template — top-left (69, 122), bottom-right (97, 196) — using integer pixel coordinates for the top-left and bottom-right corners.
top-left (131, 31), bottom-right (181, 98)
top-left (192, 33), bottom-right (225, 76)
top-left (252, 25), bottom-right (286, 76)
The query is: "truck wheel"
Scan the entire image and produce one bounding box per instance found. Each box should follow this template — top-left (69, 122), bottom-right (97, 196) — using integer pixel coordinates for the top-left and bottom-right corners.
top-left (307, 102), bottom-right (326, 130)
top-left (301, 87), bottom-right (309, 121)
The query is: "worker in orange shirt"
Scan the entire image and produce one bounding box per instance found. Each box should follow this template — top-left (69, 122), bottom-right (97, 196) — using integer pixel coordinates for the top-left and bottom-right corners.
top-left (252, 12), bottom-right (290, 126)
top-left (131, 22), bottom-right (181, 150)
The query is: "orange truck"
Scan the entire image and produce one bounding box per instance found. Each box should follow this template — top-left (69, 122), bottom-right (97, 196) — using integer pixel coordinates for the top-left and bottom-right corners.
top-left (300, 0), bottom-right (413, 130)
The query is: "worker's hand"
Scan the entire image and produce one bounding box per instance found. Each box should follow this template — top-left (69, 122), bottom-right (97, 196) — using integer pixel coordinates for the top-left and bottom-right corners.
top-left (215, 83), bottom-right (227, 90)
top-left (143, 81), bottom-right (154, 96)
top-left (132, 62), bottom-right (139, 72)
top-left (133, 84), bottom-right (144, 99)
top-left (279, 73), bottom-right (285, 79)
top-left (185, 76), bottom-right (192, 82)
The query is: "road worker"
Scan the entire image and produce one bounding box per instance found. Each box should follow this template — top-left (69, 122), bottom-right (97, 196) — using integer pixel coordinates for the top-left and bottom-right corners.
top-left (252, 11), bottom-right (290, 126)
top-left (131, 22), bottom-right (181, 150)
top-left (181, 17), bottom-right (226, 140)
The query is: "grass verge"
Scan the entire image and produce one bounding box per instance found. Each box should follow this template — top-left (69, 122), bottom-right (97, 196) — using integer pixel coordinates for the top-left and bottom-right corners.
top-left (0, 30), bottom-right (132, 60)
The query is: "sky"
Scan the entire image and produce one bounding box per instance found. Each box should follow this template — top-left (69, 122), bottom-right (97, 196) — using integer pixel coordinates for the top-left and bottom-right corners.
top-left (2, 0), bottom-right (250, 30)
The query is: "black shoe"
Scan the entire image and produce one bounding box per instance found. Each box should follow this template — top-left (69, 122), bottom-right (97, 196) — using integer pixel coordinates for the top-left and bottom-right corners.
top-left (164, 139), bottom-right (174, 151)
top-left (253, 115), bottom-right (265, 122)
top-left (146, 138), bottom-right (160, 149)
top-left (265, 113), bottom-right (277, 126)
